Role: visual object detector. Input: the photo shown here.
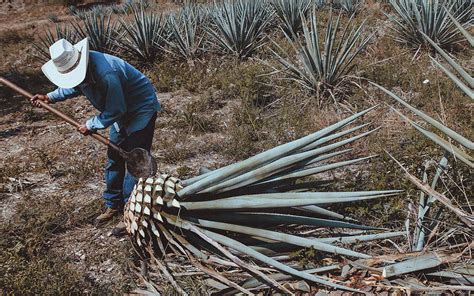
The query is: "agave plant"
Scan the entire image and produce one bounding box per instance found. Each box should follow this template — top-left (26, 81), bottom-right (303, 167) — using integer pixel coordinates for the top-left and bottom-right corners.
top-left (124, 107), bottom-right (403, 293)
top-left (388, 0), bottom-right (471, 49)
top-left (271, 0), bottom-right (313, 37)
top-left (206, 0), bottom-right (273, 59)
top-left (72, 11), bottom-right (120, 54)
top-left (314, 0), bottom-right (326, 9)
top-left (164, 4), bottom-right (205, 62)
top-left (33, 24), bottom-right (78, 63)
top-left (268, 10), bottom-right (372, 101)
top-left (334, 0), bottom-right (362, 15)
top-left (116, 4), bottom-right (168, 64)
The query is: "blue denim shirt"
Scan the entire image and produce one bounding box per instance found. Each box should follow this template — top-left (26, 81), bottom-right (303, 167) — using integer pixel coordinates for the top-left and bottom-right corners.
top-left (47, 51), bottom-right (160, 135)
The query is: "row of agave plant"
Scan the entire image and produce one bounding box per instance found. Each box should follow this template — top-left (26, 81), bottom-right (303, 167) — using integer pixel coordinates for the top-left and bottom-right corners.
top-left (34, 0), bottom-right (472, 101)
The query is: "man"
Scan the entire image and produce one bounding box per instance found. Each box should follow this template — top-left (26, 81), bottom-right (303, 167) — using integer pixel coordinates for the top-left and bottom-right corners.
top-left (32, 38), bottom-right (160, 233)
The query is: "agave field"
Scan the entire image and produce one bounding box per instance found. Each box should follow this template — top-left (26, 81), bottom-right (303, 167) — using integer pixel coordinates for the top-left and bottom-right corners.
top-left (0, 0), bottom-right (472, 294)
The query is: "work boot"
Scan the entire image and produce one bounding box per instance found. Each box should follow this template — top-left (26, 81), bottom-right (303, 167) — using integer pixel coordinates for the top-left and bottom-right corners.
top-left (112, 221), bottom-right (127, 237)
top-left (94, 208), bottom-right (120, 226)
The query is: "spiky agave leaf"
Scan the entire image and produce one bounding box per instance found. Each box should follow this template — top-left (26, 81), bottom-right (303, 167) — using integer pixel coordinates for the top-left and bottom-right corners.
top-left (334, 0), bottom-right (362, 15)
top-left (206, 0), bottom-right (273, 59)
top-left (124, 108), bottom-right (403, 293)
top-left (72, 10), bottom-right (121, 54)
top-left (421, 31), bottom-right (474, 100)
top-left (164, 4), bottom-right (205, 61)
top-left (271, 0), bottom-right (313, 37)
top-left (115, 3), bottom-right (168, 64)
top-left (387, 0), bottom-right (471, 49)
top-left (268, 10), bottom-right (372, 100)
top-left (32, 24), bottom-right (78, 63)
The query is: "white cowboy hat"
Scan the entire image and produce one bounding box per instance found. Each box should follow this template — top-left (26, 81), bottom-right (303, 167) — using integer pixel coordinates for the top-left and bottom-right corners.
top-left (41, 38), bottom-right (89, 89)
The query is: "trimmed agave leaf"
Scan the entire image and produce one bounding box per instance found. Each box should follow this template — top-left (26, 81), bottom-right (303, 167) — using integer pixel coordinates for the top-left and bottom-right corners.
top-left (185, 222), bottom-right (361, 292)
top-left (180, 190), bottom-right (401, 210)
top-left (318, 231), bottom-right (406, 243)
top-left (420, 32), bottom-right (474, 100)
top-left (371, 82), bottom-right (474, 150)
top-left (234, 265), bottom-right (340, 292)
top-left (298, 205), bottom-right (358, 221)
top-left (421, 32), bottom-right (474, 88)
top-left (268, 9), bottom-right (372, 98)
top-left (431, 58), bottom-right (474, 100)
top-left (200, 129), bottom-right (378, 194)
top-left (116, 4), bottom-right (168, 64)
top-left (33, 24), bottom-right (78, 63)
top-left (178, 106), bottom-right (376, 195)
top-left (261, 155), bottom-right (377, 184)
top-left (72, 11), bottom-right (120, 53)
top-left (389, 153), bottom-right (473, 227)
top-left (205, 0), bottom-right (273, 59)
top-left (392, 107), bottom-right (473, 167)
top-left (192, 212), bottom-right (382, 230)
top-left (387, 0), bottom-right (471, 49)
top-left (271, 0), bottom-right (313, 37)
top-left (413, 154), bottom-right (448, 251)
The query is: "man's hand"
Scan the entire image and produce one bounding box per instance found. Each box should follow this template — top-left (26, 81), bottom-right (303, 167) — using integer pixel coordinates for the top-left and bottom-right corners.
top-left (30, 94), bottom-right (51, 107)
top-left (78, 124), bottom-right (92, 136)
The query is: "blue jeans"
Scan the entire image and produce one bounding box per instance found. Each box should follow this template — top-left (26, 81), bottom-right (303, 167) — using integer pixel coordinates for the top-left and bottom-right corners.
top-left (103, 113), bottom-right (157, 209)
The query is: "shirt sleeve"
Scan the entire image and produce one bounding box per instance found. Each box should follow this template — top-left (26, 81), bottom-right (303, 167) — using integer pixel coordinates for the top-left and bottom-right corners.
top-left (86, 73), bottom-right (127, 131)
top-left (47, 87), bottom-right (80, 102)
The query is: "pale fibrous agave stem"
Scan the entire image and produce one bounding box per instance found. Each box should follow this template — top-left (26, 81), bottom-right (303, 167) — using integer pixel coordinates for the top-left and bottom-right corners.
top-left (124, 107), bottom-right (404, 293)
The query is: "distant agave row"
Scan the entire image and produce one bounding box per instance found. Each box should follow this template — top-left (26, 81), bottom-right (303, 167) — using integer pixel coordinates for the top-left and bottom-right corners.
top-left (38, 0), bottom-right (365, 64)
top-left (35, 0), bottom-right (472, 98)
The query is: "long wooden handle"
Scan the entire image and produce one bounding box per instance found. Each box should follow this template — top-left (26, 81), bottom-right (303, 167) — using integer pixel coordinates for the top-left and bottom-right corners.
top-left (0, 77), bottom-right (122, 152)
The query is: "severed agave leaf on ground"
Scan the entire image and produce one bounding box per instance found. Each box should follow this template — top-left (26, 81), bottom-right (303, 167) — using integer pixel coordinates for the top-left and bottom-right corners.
top-left (124, 107), bottom-right (403, 294)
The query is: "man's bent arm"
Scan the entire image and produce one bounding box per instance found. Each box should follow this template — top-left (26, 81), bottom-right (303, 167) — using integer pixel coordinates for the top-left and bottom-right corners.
top-left (86, 73), bottom-right (127, 131)
top-left (47, 87), bottom-right (80, 103)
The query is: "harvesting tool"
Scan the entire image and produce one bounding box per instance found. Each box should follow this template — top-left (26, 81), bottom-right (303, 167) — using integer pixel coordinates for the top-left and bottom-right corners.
top-left (0, 77), bottom-right (157, 178)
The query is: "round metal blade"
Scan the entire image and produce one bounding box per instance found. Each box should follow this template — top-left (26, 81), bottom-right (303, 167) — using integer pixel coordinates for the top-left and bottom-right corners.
top-left (124, 148), bottom-right (157, 178)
